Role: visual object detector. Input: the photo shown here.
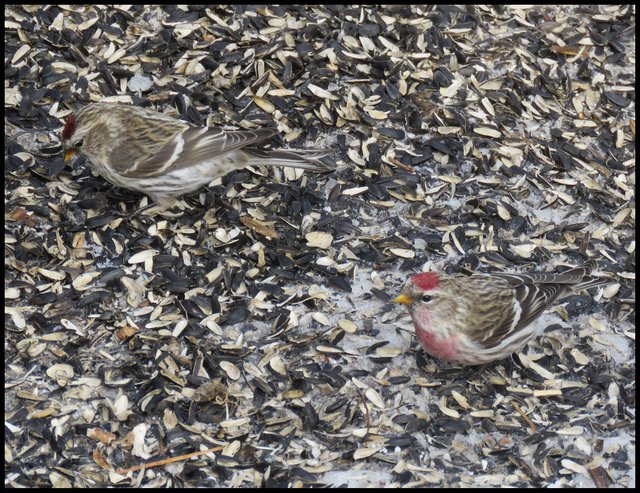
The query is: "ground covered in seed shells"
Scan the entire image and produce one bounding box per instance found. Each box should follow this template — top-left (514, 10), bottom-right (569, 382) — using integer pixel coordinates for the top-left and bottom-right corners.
top-left (4, 5), bottom-right (635, 488)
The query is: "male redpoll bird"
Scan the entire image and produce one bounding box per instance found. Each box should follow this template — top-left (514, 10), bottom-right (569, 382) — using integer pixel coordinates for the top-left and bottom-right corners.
top-left (393, 261), bottom-right (608, 366)
top-left (62, 103), bottom-right (331, 206)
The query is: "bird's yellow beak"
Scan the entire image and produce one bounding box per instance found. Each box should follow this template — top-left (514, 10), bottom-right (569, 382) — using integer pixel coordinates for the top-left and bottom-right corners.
top-left (393, 293), bottom-right (412, 305)
top-left (64, 149), bottom-right (78, 163)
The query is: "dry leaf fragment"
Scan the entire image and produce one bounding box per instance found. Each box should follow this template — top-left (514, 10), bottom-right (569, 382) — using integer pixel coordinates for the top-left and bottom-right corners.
top-left (88, 427), bottom-right (117, 445)
top-left (240, 216), bottom-right (279, 239)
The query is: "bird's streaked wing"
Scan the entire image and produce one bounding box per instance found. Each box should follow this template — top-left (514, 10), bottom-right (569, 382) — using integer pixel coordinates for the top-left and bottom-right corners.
top-left (118, 126), bottom-right (277, 178)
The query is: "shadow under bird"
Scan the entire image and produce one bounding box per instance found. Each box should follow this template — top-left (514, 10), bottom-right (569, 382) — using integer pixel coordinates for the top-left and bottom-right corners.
top-left (393, 260), bottom-right (610, 366)
top-left (62, 103), bottom-right (331, 207)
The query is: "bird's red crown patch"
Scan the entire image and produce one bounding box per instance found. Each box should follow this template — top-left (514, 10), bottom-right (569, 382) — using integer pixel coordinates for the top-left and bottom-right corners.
top-left (62, 115), bottom-right (76, 140)
top-left (411, 272), bottom-right (439, 291)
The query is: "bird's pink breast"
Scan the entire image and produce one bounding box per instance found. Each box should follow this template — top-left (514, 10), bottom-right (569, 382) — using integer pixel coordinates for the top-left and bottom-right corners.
top-left (415, 327), bottom-right (459, 362)
top-left (411, 307), bottom-right (460, 362)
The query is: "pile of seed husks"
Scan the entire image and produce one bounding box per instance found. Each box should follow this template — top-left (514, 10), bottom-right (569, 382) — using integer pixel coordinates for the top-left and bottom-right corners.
top-left (4, 5), bottom-right (635, 488)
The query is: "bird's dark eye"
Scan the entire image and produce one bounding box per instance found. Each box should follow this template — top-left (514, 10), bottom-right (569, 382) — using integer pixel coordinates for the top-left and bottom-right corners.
top-left (422, 294), bottom-right (433, 303)
top-left (75, 139), bottom-right (84, 148)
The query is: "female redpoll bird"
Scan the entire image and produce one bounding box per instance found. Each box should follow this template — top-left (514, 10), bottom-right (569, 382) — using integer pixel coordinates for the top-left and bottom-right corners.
top-left (62, 103), bottom-right (331, 206)
top-left (393, 261), bottom-right (608, 366)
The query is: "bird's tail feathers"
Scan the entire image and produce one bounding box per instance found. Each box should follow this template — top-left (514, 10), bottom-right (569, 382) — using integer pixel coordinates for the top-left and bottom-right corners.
top-left (494, 260), bottom-right (610, 290)
top-left (562, 259), bottom-right (598, 278)
top-left (244, 148), bottom-right (332, 172)
top-left (571, 276), bottom-right (611, 292)
top-left (564, 260), bottom-right (612, 292)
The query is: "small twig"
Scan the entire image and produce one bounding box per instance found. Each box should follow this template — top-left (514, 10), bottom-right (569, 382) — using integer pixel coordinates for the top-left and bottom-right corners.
top-left (512, 401), bottom-right (537, 433)
top-left (356, 388), bottom-right (371, 432)
top-left (5, 365), bottom-right (38, 389)
top-left (115, 445), bottom-right (224, 475)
